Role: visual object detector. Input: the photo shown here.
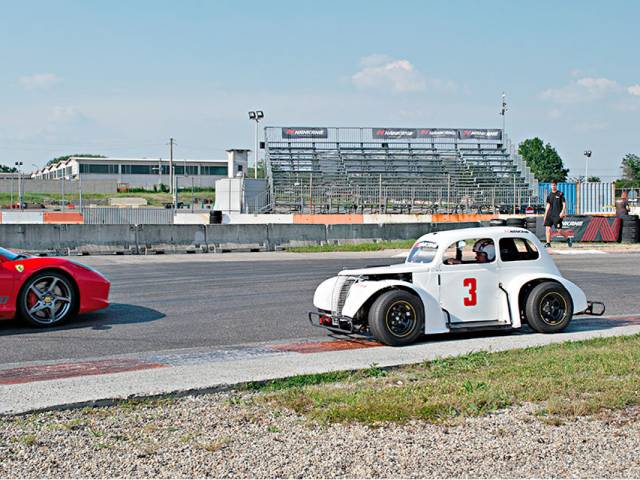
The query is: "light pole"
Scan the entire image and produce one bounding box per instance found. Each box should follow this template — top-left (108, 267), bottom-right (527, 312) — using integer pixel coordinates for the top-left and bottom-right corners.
top-left (14, 162), bottom-right (23, 209)
top-left (248, 110), bottom-right (264, 179)
top-left (583, 150), bottom-right (592, 182)
top-left (61, 176), bottom-right (66, 211)
top-left (500, 92), bottom-right (508, 134)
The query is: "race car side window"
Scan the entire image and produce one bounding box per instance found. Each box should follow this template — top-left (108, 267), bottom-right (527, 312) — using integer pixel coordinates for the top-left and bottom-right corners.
top-left (442, 238), bottom-right (496, 265)
top-left (499, 237), bottom-right (539, 262)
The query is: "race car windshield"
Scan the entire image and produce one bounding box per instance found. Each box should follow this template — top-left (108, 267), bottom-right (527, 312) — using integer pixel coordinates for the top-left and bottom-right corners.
top-left (406, 241), bottom-right (438, 264)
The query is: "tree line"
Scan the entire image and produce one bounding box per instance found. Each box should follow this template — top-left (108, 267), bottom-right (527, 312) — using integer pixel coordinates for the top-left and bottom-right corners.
top-left (518, 137), bottom-right (637, 186)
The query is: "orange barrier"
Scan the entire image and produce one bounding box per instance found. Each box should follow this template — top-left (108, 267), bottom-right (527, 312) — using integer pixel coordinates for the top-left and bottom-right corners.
top-left (293, 214), bottom-right (364, 224)
top-left (43, 212), bottom-right (84, 224)
top-left (431, 213), bottom-right (496, 223)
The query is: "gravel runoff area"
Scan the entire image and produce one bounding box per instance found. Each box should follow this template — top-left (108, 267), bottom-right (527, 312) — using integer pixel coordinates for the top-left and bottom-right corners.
top-left (1, 391), bottom-right (640, 478)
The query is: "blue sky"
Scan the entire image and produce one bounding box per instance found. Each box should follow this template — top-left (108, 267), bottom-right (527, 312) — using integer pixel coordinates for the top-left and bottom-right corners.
top-left (1, 0), bottom-right (638, 180)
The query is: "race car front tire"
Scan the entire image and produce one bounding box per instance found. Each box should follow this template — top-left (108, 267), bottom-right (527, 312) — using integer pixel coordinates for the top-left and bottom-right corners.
top-left (368, 289), bottom-right (424, 346)
top-left (18, 271), bottom-right (78, 328)
top-left (525, 281), bottom-right (573, 333)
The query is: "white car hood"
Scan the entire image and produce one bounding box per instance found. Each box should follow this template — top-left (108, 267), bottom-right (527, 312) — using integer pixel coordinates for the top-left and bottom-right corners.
top-left (339, 262), bottom-right (432, 277)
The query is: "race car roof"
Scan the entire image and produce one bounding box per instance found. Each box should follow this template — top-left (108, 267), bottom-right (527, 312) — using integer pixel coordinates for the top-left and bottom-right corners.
top-left (415, 226), bottom-right (536, 246)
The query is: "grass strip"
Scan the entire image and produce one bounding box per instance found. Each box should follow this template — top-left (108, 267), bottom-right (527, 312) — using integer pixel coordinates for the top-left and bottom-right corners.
top-left (286, 240), bottom-right (415, 253)
top-left (258, 334), bottom-right (640, 424)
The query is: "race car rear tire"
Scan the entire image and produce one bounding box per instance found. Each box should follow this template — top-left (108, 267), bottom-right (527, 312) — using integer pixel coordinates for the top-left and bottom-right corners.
top-left (368, 289), bottom-right (424, 346)
top-left (525, 281), bottom-right (573, 333)
top-left (18, 271), bottom-right (78, 328)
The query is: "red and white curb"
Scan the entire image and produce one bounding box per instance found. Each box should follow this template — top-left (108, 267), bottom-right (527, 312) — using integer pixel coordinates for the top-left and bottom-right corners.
top-left (1, 315), bottom-right (639, 415)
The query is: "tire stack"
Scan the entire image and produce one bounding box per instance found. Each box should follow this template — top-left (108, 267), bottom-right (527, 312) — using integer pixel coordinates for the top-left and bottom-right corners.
top-left (621, 215), bottom-right (639, 243)
top-left (505, 217), bottom-right (526, 228)
top-left (525, 216), bottom-right (538, 234)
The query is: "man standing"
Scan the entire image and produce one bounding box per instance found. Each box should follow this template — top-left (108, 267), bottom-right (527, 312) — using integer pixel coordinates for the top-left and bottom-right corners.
top-left (615, 191), bottom-right (630, 217)
top-left (544, 181), bottom-right (573, 247)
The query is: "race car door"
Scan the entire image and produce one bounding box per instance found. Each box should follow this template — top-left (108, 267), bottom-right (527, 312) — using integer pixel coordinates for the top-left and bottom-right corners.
top-left (438, 239), bottom-right (499, 324)
top-left (0, 255), bottom-right (15, 318)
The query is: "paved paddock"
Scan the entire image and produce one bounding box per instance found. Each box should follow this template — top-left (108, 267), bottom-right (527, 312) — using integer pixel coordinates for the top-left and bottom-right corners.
top-left (1, 251), bottom-right (639, 366)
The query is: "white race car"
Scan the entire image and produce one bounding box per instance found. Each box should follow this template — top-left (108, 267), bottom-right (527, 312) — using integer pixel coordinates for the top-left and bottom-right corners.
top-left (310, 226), bottom-right (604, 346)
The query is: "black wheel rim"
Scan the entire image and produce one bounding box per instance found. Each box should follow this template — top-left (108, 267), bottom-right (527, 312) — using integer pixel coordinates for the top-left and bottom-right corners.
top-left (24, 276), bottom-right (73, 325)
top-left (385, 301), bottom-right (417, 337)
top-left (539, 292), bottom-right (567, 325)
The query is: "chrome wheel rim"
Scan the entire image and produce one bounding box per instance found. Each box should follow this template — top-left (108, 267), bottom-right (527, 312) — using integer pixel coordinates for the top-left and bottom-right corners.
top-left (539, 292), bottom-right (567, 325)
top-left (385, 301), bottom-right (416, 337)
top-left (24, 276), bottom-right (73, 325)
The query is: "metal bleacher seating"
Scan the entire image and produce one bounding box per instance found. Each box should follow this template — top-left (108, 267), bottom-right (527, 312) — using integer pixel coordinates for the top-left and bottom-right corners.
top-left (263, 127), bottom-right (537, 214)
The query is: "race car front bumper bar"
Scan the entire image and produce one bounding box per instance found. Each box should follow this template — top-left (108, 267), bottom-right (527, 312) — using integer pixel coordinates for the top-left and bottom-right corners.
top-left (308, 311), bottom-right (358, 334)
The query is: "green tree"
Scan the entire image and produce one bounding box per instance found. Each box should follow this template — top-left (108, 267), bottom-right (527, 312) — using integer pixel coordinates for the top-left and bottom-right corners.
top-left (0, 164), bottom-right (18, 173)
top-left (621, 153), bottom-right (640, 181)
top-left (587, 176), bottom-right (601, 182)
top-left (616, 153), bottom-right (640, 188)
top-left (47, 153), bottom-right (105, 166)
top-left (518, 137), bottom-right (569, 182)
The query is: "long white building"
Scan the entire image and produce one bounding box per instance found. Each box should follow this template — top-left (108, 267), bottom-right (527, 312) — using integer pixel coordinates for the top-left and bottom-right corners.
top-left (31, 150), bottom-right (249, 189)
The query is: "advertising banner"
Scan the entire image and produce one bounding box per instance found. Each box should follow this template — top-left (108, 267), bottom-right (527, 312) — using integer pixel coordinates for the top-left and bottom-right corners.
top-left (553, 216), bottom-right (621, 242)
top-left (372, 128), bottom-right (417, 139)
top-left (458, 129), bottom-right (503, 140)
top-left (282, 127), bottom-right (328, 139)
top-left (417, 128), bottom-right (458, 139)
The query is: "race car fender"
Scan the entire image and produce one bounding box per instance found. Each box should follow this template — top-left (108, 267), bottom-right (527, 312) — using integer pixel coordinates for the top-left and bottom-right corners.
top-left (342, 280), bottom-right (449, 334)
top-left (502, 273), bottom-right (588, 319)
top-left (313, 276), bottom-right (340, 312)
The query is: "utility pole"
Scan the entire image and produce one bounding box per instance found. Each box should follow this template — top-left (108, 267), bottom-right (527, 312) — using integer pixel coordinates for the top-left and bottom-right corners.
top-left (14, 162), bottom-right (23, 209)
top-left (248, 111), bottom-right (264, 178)
top-left (169, 137), bottom-right (177, 209)
top-left (583, 150), bottom-right (592, 182)
top-left (500, 92), bottom-right (508, 134)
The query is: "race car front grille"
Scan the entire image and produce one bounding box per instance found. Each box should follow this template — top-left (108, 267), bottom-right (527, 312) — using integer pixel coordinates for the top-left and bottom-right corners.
top-left (332, 276), bottom-right (358, 316)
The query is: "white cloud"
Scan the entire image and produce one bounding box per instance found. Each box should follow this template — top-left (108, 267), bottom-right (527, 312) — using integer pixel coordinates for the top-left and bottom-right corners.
top-left (540, 77), bottom-right (620, 103)
top-left (628, 84), bottom-right (640, 96)
top-left (50, 106), bottom-right (86, 124)
top-left (352, 55), bottom-right (427, 94)
top-left (19, 73), bottom-right (61, 90)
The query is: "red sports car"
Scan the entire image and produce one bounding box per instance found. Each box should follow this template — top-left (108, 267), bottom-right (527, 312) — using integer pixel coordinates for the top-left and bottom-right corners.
top-left (0, 247), bottom-right (110, 327)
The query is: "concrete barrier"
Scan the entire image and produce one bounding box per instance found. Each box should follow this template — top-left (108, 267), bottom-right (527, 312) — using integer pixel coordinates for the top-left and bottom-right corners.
top-left (207, 224), bottom-right (268, 250)
top-left (1, 211), bottom-right (44, 224)
top-left (0, 221), bottom-right (491, 255)
top-left (224, 213), bottom-right (295, 224)
top-left (43, 212), bottom-right (84, 224)
top-left (137, 224), bottom-right (207, 253)
top-left (174, 213), bottom-right (210, 225)
top-left (363, 214), bottom-right (432, 224)
top-left (267, 224), bottom-right (327, 248)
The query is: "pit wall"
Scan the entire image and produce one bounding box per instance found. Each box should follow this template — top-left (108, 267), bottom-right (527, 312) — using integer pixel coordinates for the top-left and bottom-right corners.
top-left (0, 222), bottom-right (481, 256)
top-left (211, 212), bottom-right (517, 225)
top-left (0, 212), bottom-right (84, 224)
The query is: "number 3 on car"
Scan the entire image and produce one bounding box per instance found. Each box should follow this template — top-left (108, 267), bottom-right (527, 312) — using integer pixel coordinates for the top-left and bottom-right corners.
top-left (463, 278), bottom-right (477, 306)
top-left (310, 226), bottom-right (606, 346)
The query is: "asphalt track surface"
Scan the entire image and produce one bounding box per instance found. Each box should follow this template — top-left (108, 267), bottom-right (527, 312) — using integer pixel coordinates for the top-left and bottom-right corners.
top-left (1, 252), bottom-right (639, 365)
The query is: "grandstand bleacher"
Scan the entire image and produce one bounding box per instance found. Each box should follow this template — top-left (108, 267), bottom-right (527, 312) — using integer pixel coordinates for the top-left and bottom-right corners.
top-left (263, 127), bottom-right (537, 214)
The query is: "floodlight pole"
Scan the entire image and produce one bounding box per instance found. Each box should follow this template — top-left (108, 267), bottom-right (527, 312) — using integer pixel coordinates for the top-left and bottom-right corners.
top-left (584, 150), bottom-right (592, 182)
top-left (500, 92), bottom-right (508, 135)
top-left (248, 111), bottom-right (264, 179)
top-left (254, 119), bottom-right (259, 179)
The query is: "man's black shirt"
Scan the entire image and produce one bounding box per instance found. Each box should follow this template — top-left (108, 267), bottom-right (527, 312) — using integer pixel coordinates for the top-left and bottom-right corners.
top-left (547, 190), bottom-right (565, 217)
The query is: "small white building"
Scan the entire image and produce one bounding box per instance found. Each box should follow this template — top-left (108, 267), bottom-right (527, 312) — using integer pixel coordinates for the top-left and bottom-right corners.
top-left (31, 150), bottom-right (250, 190)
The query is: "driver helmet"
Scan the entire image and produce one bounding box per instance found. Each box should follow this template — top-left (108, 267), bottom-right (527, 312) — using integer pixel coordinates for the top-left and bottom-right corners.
top-left (473, 239), bottom-right (495, 262)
